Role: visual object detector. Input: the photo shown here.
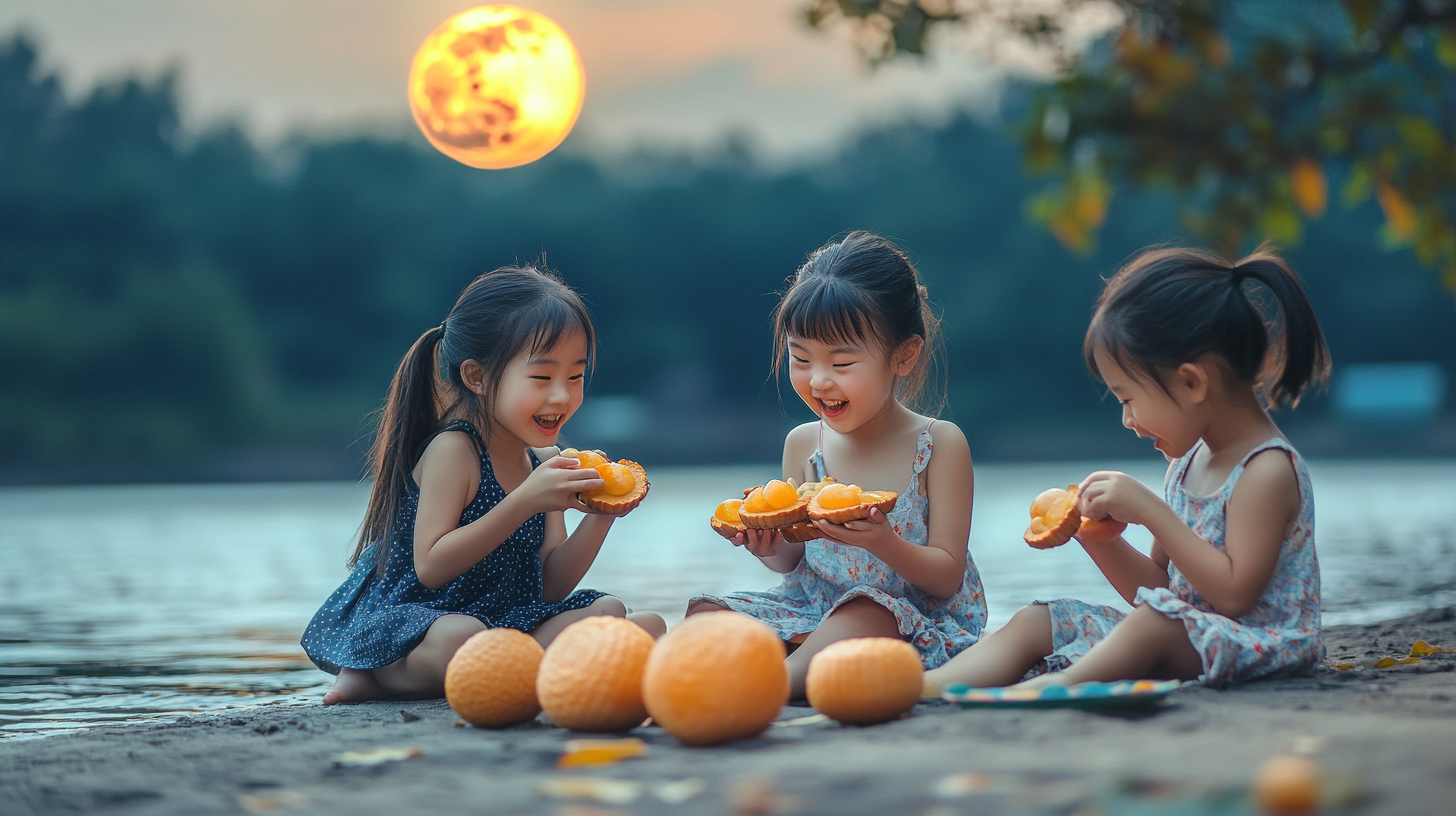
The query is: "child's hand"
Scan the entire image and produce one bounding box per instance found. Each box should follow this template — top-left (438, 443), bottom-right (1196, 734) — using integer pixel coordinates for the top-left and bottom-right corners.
top-left (733, 528), bottom-right (784, 559)
top-left (522, 455), bottom-right (606, 514)
top-left (1078, 470), bottom-right (1161, 526)
top-left (812, 507), bottom-right (900, 554)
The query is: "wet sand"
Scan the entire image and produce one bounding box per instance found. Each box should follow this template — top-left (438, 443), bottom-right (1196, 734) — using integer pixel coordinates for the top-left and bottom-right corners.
top-left (3, 608), bottom-right (1454, 815)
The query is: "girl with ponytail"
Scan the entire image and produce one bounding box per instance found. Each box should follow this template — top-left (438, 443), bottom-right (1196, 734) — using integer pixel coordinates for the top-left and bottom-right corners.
top-left (303, 266), bottom-right (664, 705)
top-left (925, 245), bottom-right (1331, 693)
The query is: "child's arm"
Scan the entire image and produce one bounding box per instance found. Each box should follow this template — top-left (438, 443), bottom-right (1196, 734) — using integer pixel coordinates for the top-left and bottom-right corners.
top-left (727, 423), bottom-right (820, 573)
top-left (1079, 451), bottom-right (1298, 618)
top-left (812, 422), bottom-right (973, 599)
top-left (412, 436), bottom-right (604, 590)
top-left (538, 510), bottom-right (617, 603)
top-left (1075, 534), bottom-right (1171, 604)
top-left (1074, 466), bottom-right (1173, 603)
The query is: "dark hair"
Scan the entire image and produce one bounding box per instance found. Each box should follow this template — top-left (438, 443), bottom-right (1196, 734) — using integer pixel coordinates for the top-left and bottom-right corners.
top-left (351, 265), bottom-right (595, 572)
top-left (1084, 245), bottom-right (1330, 410)
top-left (773, 231), bottom-right (943, 412)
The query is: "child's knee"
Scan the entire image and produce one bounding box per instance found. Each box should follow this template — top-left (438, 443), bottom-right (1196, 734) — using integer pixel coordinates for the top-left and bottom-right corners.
top-left (685, 599), bottom-right (729, 617)
top-left (1008, 603), bottom-right (1051, 630)
top-left (587, 595), bottom-right (628, 618)
top-left (425, 614), bottom-right (486, 653)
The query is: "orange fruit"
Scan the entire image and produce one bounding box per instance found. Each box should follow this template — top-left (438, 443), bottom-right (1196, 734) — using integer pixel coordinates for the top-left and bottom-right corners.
top-left (537, 616), bottom-right (655, 732)
top-left (815, 483), bottom-right (863, 510)
top-left (762, 479), bottom-right (798, 510)
top-left (1076, 516), bottom-right (1127, 544)
top-left (1253, 754), bottom-right (1320, 815)
top-left (743, 486), bottom-right (769, 513)
top-left (595, 462), bottom-right (636, 496)
top-left (642, 612), bottom-right (789, 745)
top-left (715, 499), bottom-right (743, 524)
top-left (444, 628), bottom-right (543, 727)
top-left (1024, 485), bottom-right (1082, 549)
top-left (805, 638), bottom-right (922, 725)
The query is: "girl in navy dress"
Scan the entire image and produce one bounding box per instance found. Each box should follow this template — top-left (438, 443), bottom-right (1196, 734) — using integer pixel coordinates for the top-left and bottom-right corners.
top-left (304, 266), bottom-right (664, 705)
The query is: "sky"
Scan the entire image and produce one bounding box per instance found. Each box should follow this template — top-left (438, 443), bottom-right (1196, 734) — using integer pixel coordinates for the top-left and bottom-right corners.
top-left (0, 0), bottom-right (1094, 162)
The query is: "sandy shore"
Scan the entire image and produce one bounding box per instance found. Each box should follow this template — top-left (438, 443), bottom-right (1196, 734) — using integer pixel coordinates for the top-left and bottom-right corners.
top-left (3, 607), bottom-right (1454, 815)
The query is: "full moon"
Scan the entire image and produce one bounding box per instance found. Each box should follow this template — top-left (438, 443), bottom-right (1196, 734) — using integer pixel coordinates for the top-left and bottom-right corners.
top-left (408, 5), bottom-right (585, 169)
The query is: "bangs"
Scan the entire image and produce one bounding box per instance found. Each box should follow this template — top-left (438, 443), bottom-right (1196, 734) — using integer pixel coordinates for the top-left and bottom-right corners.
top-left (525, 292), bottom-right (596, 363)
top-left (777, 274), bottom-right (885, 350)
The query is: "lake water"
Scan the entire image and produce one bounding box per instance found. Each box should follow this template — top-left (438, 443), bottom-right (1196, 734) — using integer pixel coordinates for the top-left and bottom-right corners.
top-left (3, 460), bottom-right (1454, 738)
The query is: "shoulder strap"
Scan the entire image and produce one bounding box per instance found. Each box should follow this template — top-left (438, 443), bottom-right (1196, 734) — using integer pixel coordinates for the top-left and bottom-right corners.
top-left (912, 420), bottom-right (935, 475)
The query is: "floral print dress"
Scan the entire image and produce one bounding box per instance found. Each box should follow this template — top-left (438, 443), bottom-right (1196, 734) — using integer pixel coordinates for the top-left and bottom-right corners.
top-left (692, 421), bottom-right (986, 669)
top-left (1037, 437), bottom-right (1322, 687)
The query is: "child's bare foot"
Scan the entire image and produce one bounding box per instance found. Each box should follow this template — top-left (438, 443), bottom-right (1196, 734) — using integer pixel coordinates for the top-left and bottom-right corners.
top-left (323, 668), bottom-right (386, 705)
top-left (1014, 671), bottom-right (1072, 691)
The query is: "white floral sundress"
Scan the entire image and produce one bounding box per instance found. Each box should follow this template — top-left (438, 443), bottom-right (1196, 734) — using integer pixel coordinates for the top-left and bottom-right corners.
top-left (692, 421), bottom-right (987, 669)
top-left (1037, 437), bottom-right (1322, 687)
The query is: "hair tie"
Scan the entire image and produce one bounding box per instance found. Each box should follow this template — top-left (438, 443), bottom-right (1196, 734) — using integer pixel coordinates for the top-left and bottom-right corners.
top-left (1229, 266), bottom-right (1250, 286)
top-left (438, 319), bottom-right (448, 334)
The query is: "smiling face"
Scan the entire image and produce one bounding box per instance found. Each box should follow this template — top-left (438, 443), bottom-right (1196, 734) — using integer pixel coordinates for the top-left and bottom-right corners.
top-left (467, 329), bottom-right (589, 447)
top-left (1093, 346), bottom-right (1207, 460)
top-left (787, 334), bottom-right (920, 433)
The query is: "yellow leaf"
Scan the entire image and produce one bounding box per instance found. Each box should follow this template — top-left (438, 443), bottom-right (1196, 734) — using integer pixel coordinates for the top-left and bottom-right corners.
top-left (557, 737), bottom-right (647, 768)
top-left (1397, 657), bottom-right (1421, 665)
top-left (1410, 641), bottom-right (1454, 658)
top-left (1373, 657), bottom-right (1398, 669)
top-left (1376, 180), bottom-right (1418, 241)
top-left (1291, 159), bottom-right (1328, 218)
top-left (1332, 663), bottom-right (1354, 671)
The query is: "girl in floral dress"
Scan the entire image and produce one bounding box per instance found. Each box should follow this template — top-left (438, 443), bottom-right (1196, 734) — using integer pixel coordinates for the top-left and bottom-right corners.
top-left (924, 246), bottom-right (1330, 693)
top-left (689, 231), bottom-right (985, 698)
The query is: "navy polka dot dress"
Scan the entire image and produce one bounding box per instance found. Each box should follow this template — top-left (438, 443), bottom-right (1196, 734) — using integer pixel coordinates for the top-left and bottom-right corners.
top-left (301, 420), bottom-right (605, 675)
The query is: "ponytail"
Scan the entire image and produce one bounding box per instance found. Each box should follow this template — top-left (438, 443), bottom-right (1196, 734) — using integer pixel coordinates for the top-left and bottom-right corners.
top-left (1226, 252), bottom-right (1331, 409)
top-left (349, 265), bottom-right (595, 574)
top-left (350, 325), bottom-right (445, 572)
top-left (1084, 244), bottom-right (1330, 410)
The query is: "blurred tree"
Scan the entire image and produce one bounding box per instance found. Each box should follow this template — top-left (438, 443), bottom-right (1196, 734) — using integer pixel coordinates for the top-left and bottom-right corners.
top-left (808, 0), bottom-right (1456, 292)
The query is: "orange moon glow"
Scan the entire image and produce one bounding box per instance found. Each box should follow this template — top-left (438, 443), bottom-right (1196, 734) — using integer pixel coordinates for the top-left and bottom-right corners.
top-left (408, 5), bottom-right (585, 169)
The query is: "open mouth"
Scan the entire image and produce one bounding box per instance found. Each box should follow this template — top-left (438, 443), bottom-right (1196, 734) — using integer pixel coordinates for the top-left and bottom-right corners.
top-left (533, 413), bottom-right (564, 434)
top-left (818, 398), bottom-right (848, 418)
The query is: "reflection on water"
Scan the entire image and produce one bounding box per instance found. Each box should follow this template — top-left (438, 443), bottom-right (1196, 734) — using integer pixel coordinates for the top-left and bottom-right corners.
top-left (2, 459), bottom-right (1454, 737)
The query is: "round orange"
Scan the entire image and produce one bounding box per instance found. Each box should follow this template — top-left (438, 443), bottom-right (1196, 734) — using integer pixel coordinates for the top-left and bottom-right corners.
top-left (444, 628), bottom-right (543, 727)
top-left (715, 499), bottom-right (743, 524)
top-left (743, 486), bottom-right (769, 513)
top-left (537, 616), bottom-right (655, 732)
top-left (593, 462), bottom-right (636, 495)
top-left (1076, 516), bottom-right (1127, 544)
top-left (762, 479), bottom-right (798, 510)
top-left (805, 637), bottom-right (923, 725)
top-left (642, 612), bottom-right (789, 745)
top-left (1253, 754), bottom-right (1320, 815)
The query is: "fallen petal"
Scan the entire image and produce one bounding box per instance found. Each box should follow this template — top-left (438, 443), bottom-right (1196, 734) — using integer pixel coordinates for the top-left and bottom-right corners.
top-left (537, 777), bottom-right (642, 805)
top-left (332, 746), bottom-right (423, 767)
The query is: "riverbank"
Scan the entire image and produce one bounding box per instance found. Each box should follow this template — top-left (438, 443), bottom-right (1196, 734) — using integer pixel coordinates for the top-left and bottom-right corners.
top-left (3, 607), bottom-right (1454, 815)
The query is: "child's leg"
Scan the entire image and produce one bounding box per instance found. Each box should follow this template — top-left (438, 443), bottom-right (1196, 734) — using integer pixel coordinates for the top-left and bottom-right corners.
top-left (531, 595), bottom-right (666, 647)
top-left (922, 604), bottom-right (1056, 696)
top-left (1047, 604), bottom-right (1201, 684)
top-left (371, 613), bottom-right (488, 699)
top-left (785, 596), bottom-right (900, 699)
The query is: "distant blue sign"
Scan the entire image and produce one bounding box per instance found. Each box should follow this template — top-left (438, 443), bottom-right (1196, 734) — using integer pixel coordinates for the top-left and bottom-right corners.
top-left (1335, 363), bottom-right (1446, 422)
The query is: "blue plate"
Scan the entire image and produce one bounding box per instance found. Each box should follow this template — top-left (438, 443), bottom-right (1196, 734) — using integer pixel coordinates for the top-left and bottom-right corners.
top-left (943, 679), bottom-right (1182, 710)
